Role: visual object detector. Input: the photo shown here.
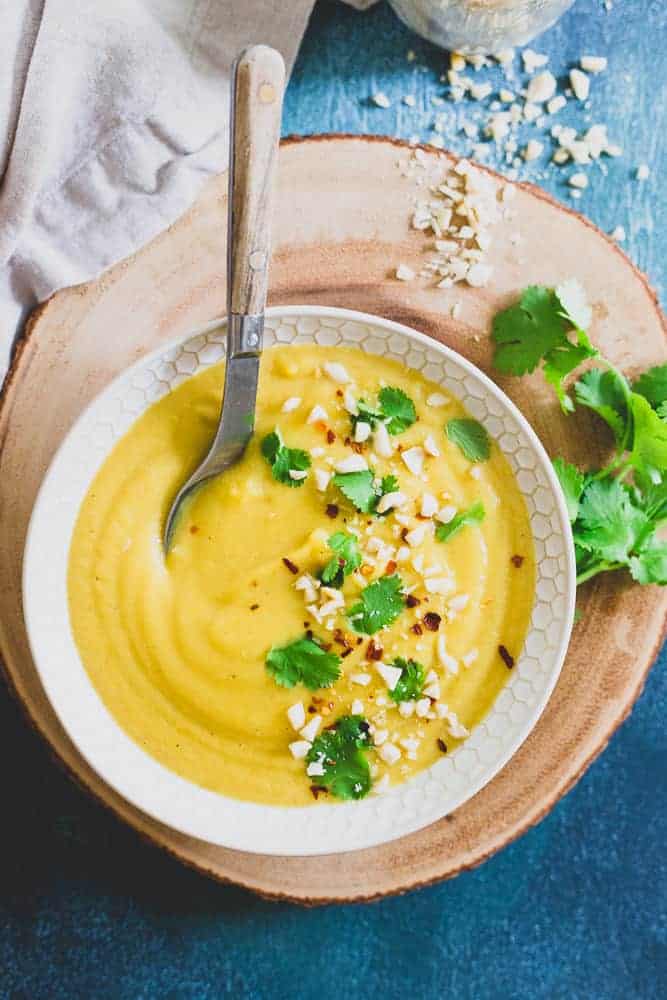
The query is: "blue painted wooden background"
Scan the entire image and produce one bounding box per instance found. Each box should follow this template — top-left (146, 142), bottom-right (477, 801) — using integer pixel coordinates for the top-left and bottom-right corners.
top-left (1, 2), bottom-right (665, 997)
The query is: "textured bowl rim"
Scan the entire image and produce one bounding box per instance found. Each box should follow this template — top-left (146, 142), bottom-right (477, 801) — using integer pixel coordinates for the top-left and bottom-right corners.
top-left (22, 305), bottom-right (576, 856)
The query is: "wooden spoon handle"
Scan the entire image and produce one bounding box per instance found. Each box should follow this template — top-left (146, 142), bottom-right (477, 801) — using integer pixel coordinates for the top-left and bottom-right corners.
top-left (227, 45), bottom-right (285, 319)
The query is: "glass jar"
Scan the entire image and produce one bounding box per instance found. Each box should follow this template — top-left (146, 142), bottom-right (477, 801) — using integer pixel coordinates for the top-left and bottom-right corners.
top-left (388, 0), bottom-right (575, 53)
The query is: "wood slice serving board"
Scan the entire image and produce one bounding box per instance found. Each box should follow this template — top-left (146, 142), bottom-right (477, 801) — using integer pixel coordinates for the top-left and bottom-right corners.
top-left (1, 136), bottom-right (665, 904)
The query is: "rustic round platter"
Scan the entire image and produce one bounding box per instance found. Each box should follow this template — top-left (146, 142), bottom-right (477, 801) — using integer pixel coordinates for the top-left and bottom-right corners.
top-left (1, 135), bottom-right (665, 903)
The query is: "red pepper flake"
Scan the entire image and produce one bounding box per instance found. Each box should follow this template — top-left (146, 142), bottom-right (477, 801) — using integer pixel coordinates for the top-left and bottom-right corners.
top-left (384, 559), bottom-right (397, 575)
top-left (326, 429), bottom-right (336, 444)
top-left (341, 647), bottom-right (353, 658)
top-left (411, 623), bottom-right (423, 636)
top-left (189, 524), bottom-right (199, 534)
top-left (437, 738), bottom-right (448, 754)
top-left (305, 629), bottom-right (314, 641)
top-left (307, 705), bottom-right (317, 714)
top-left (356, 637), bottom-right (363, 646)
top-left (367, 640), bottom-right (383, 661)
top-left (249, 603), bottom-right (260, 611)
top-left (336, 389), bottom-right (344, 398)
top-left (422, 612), bottom-right (441, 632)
top-left (310, 785), bottom-right (328, 800)
top-left (400, 527), bottom-right (409, 542)
top-left (326, 504), bottom-right (339, 519)
top-left (406, 594), bottom-right (421, 609)
top-left (498, 644), bottom-right (515, 669)
top-left (351, 441), bottom-right (364, 455)
top-left (511, 554), bottom-right (524, 568)
top-left (333, 628), bottom-right (351, 648)
top-left (282, 557), bottom-right (299, 575)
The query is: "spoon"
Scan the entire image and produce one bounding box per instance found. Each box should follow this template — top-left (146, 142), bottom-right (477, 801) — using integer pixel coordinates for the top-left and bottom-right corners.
top-left (163, 45), bottom-right (285, 551)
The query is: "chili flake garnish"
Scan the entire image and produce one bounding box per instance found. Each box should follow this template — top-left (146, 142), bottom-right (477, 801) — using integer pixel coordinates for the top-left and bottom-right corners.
top-left (511, 554), bottom-right (524, 568)
top-left (406, 594), bottom-right (420, 609)
top-left (310, 785), bottom-right (328, 800)
top-left (422, 612), bottom-right (441, 632)
top-left (326, 429), bottom-right (336, 444)
top-left (437, 738), bottom-right (448, 753)
top-left (366, 640), bottom-right (383, 661)
top-left (498, 644), bottom-right (515, 669)
top-left (249, 603), bottom-right (260, 611)
top-left (411, 623), bottom-right (423, 636)
top-left (325, 504), bottom-right (339, 519)
top-left (282, 557), bottom-right (299, 574)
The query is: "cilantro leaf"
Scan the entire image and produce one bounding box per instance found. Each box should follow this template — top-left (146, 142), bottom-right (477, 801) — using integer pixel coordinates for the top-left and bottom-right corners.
top-left (577, 478), bottom-right (648, 565)
top-left (349, 387), bottom-right (417, 437)
top-left (306, 715), bottom-right (373, 800)
top-left (388, 658), bottom-right (425, 704)
top-left (629, 535), bottom-right (667, 585)
top-left (332, 470), bottom-right (378, 514)
top-left (633, 471), bottom-right (667, 524)
top-left (261, 429), bottom-right (311, 487)
top-left (266, 635), bottom-right (341, 690)
top-left (332, 470), bottom-right (402, 516)
top-left (446, 418), bottom-right (490, 462)
top-left (553, 458), bottom-right (585, 523)
top-left (377, 386), bottom-right (417, 434)
top-left (492, 284), bottom-right (597, 411)
top-left (632, 363), bottom-right (667, 410)
top-left (492, 286), bottom-right (569, 376)
top-left (436, 501), bottom-right (485, 542)
top-left (320, 531), bottom-right (362, 588)
top-left (628, 392), bottom-right (667, 477)
top-left (347, 574), bottom-right (405, 634)
top-left (574, 368), bottom-right (630, 446)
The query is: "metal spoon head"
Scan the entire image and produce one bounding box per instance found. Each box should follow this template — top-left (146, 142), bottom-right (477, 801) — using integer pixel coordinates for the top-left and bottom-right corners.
top-left (163, 324), bottom-right (262, 552)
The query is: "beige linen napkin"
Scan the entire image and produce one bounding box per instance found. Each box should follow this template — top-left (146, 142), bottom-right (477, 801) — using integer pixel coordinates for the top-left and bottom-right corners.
top-left (0, 0), bottom-right (327, 377)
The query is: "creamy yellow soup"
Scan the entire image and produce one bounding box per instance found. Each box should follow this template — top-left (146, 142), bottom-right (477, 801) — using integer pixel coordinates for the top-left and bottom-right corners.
top-left (68, 345), bottom-right (535, 806)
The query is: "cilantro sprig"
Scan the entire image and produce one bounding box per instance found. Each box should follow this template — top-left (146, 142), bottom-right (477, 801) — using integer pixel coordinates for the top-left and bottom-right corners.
top-left (492, 283), bottom-right (667, 587)
top-left (347, 574), bottom-right (405, 634)
top-left (332, 470), bottom-right (400, 515)
top-left (554, 462), bottom-right (667, 585)
top-left (388, 658), bottom-right (425, 704)
top-left (266, 635), bottom-right (341, 690)
top-left (350, 386), bottom-right (417, 436)
top-left (436, 501), bottom-right (485, 542)
top-left (306, 715), bottom-right (373, 800)
top-left (261, 429), bottom-right (311, 487)
top-left (319, 531), bottom-right (362, 588)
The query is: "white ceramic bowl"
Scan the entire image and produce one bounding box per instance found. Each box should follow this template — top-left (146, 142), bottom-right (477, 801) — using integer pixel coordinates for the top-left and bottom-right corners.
top-left (23, 307), bottom-right (575, 855)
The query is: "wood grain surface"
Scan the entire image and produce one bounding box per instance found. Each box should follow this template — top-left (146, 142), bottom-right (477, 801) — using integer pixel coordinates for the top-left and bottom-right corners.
top-left (0, 136), bottom-right (665, 904)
